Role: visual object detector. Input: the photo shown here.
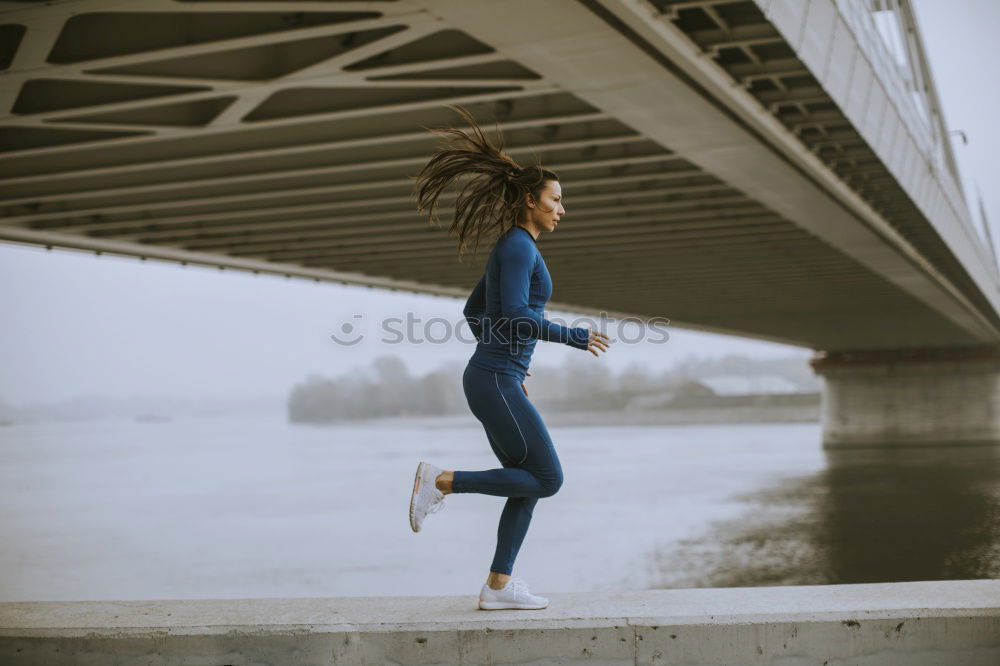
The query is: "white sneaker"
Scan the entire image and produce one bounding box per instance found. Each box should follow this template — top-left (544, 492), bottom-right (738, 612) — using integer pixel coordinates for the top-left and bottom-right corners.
top-left (478, 577), bottom-right (549, 610)
top-left (409, 461), bottom-right (446, 532)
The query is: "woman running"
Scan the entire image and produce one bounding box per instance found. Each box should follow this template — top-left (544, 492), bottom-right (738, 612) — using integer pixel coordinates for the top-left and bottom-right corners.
top-left (407, 106), bottom-right (611, 610)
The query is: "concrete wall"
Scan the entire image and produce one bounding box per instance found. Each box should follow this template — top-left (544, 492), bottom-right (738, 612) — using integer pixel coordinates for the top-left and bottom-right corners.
top-left (2, 579), bottom-right (998, 665)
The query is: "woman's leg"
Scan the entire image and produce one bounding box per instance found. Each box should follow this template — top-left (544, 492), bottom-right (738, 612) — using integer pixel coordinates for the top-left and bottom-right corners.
top-left (452, 365), bottom-right (564, 576)
top-left (452, 370), bottom-right (563, 499)
top-left (479, 426), bottom-right (542, 576)
top-left (491, 495), bottom-right (539, 576)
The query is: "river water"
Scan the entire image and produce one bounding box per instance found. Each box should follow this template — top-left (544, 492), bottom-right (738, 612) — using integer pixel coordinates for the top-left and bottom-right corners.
top-left (1, 412), bottom-right (997, 601)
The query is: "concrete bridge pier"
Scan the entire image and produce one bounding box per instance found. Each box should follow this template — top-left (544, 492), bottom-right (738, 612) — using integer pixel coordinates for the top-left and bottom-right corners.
top-left (810, 346), bottom-right (1000, 449)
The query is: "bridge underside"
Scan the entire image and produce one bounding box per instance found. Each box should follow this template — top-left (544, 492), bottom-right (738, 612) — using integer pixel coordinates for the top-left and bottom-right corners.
top-left (1, 0), bottom-right (998, 356)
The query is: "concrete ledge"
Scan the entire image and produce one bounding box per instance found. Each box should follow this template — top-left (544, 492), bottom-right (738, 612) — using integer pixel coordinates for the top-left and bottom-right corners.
top-left (2, 580), bottom-right (999, 665)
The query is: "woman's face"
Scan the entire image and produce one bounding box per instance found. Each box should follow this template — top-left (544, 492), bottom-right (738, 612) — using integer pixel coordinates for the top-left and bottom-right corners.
top-left (527, 180), bottom-right (565, 233)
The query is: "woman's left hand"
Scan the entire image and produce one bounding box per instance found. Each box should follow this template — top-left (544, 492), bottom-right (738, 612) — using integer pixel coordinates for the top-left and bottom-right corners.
top-left (521, 371), bottom-right (532, 397)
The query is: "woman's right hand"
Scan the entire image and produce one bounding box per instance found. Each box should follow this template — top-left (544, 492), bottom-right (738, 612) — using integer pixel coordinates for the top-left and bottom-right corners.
top-left (585, 329), bottom-right (611, 357)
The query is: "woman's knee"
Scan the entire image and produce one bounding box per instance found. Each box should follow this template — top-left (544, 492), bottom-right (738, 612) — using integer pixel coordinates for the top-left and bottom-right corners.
top-left (537, 467), bottom-right (563, 498)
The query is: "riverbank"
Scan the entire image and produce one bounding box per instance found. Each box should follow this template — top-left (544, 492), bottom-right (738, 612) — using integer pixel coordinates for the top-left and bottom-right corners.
top-left (542, 403), bottom-right (819, 426)
top-left (328, 403), bottom-right (820, 429)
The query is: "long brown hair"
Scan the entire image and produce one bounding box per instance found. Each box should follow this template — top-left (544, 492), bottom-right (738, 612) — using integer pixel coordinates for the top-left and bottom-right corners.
top-left (413, 105), bottom-right (559, 261)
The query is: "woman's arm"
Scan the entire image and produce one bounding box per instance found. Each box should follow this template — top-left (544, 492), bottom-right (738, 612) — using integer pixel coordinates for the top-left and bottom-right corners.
top-left (463, 273), bottom-right (487, 341)
top-left (498, 239), bottom-right (589, 350)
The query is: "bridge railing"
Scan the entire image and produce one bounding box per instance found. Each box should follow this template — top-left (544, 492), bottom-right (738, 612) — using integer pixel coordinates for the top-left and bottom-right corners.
top-left (837, 0), bottom-right (934, 157)
top-left (834, 0), bottom-right (971, 240)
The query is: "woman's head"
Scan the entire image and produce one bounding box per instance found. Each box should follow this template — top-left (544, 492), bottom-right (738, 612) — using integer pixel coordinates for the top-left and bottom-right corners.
top-left (520, 172), bottom-right (565, 235)
top-left (413, 105), bottom-right (563, 260)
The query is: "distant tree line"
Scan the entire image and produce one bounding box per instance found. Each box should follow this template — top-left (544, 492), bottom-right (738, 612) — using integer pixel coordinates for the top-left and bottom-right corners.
top-left (288, 356), bottom-right (467, 423)
top-left (287, 351), bottom-right (819, 423)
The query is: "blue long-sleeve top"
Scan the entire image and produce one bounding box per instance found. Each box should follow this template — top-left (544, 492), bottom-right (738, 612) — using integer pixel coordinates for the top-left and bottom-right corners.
top-left (464, 225), bottom-right (590, 382)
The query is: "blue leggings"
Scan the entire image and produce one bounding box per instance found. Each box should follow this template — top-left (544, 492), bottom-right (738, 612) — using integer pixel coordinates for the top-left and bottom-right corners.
top-left (452, 362), bottom-right (564, 576)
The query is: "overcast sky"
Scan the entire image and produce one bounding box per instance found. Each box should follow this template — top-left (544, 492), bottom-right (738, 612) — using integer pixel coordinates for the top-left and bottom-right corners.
top-left (1, 0), bottom-right (995, 407)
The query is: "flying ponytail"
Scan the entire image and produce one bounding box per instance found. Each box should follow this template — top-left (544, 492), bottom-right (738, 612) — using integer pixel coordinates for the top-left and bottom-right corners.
top-left (413, 105), bottom-right (559, 261)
